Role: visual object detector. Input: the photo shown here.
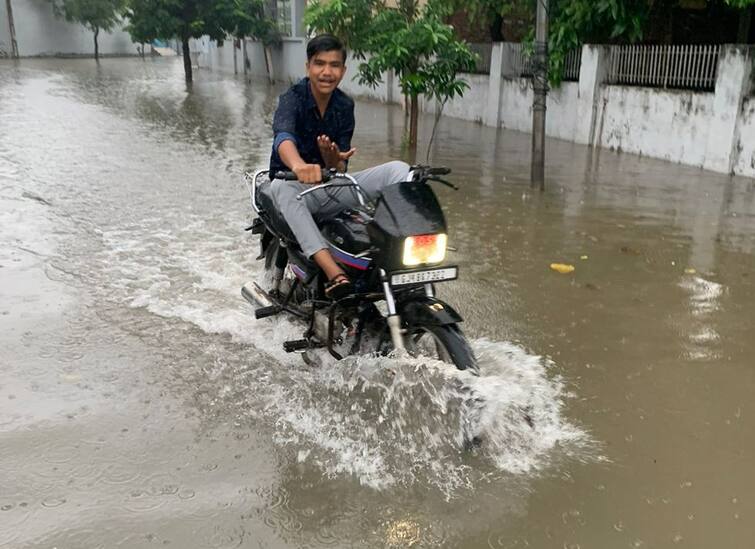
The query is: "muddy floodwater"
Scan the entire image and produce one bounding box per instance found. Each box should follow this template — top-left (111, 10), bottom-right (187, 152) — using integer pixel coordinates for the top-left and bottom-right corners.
top-left (1, 57), bottom-right (754, 548)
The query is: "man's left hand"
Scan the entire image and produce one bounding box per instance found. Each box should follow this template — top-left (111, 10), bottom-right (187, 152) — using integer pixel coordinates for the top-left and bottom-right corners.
top-left (317, 135), bottom-right (356, 170)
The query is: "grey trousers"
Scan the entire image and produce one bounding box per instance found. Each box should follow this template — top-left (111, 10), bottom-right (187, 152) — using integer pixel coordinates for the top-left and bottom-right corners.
top-left (268, 160), bottom-right (411, 258)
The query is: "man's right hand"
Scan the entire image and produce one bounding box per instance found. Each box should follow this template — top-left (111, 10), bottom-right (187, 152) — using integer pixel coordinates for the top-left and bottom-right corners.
top-left (292, 163), bottom-right (323, 184)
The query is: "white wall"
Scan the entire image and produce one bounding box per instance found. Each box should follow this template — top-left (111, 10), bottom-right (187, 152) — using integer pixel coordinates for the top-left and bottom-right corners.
top-left (496, 77), bottom-right (581, 141)
top-left (498, 77), bottom-right (533, 132)
top-left (193, 36), bottom-right (238, 74)
top-left (424, 73), bottom-right (489, 124)
top-left (194, 38), bottom-right (755, 180)
top-left (597, 86), bottom-right (716, 168)
top-left (1, 0), bottom-right (139, 57)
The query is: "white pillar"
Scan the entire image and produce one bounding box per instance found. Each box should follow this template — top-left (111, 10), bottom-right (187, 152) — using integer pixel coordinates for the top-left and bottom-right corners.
top-left (485, 42), bottom-right (504, 127)
top-left (704, 45), bottom-right (753, 174)
top-left (576, 44), bottom-right (610, 146)
top-left (291, 0), bottom-right (306, 37)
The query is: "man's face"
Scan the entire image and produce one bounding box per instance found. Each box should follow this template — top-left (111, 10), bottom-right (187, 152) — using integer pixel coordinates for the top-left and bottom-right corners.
top-left (306, 50), bottom-right (346, 97)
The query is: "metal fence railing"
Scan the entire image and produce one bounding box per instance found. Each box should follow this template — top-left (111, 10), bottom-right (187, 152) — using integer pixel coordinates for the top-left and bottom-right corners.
top-left (561, 48), bottom-right (582, 81)
top-left (467, 43), bottom-right (493, 74)
top-left (508, 43), bottom-right (534, 77)
top-left (607, 44), bottom-right (721, 91)
top-left (503, 43), bottom-right (581, 81)
top-left (463, 43), bottom-right (584, 81)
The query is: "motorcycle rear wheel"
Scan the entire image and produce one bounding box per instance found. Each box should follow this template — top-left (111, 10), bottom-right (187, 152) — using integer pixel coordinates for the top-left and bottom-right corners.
top-left (405, 324), bottom-right (478, 374)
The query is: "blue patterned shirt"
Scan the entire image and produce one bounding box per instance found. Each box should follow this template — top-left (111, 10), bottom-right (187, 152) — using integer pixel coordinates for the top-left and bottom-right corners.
top-left (269, 77), bottom-right (355, 175)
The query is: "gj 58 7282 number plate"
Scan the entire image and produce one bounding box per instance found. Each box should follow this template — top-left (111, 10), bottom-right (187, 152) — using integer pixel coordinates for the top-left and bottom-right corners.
top-left (390, 267), bottom-right (458, 286)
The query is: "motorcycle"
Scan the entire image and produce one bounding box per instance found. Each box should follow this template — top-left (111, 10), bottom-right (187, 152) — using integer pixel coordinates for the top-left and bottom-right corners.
top-left (241, 165), bottom-right (478, 374)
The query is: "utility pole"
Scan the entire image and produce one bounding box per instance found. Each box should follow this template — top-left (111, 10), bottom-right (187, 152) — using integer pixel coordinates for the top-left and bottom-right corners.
top-left (5, 0), bottom-right (19, 59)
top-left (531, 0), bottom-right (548, 190)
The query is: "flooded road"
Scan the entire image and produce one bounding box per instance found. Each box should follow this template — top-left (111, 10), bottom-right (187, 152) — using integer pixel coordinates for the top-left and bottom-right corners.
top-left (1, 57), bottom-right (754, 548)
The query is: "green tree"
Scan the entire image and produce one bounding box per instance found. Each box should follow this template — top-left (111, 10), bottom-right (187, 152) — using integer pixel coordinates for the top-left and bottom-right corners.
top-left (304, 0), bottom-right (477, 153)
top-left (549, 0), bottom-right (646, 82)
top-left (124, 0), bottom-right (234, 82)
top-left (50, 0), bottom-right (126, 60)
top-left (229, 0), bottom-right (280, 79)
top-left (231, 0), bottom-right (277, 43)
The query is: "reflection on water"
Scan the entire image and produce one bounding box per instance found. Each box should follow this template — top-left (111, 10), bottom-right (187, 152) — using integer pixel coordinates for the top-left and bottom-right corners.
top-left (1, 57), bottom-right (754, 549)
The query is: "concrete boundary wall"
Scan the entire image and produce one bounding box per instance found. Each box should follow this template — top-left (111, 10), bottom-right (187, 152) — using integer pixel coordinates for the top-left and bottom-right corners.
top-left (1, 0), bottom-right (139, 57)
top-left (193, 38), bottom-right (755, 180)
top-left (735, 96), bottom-right (755, 174)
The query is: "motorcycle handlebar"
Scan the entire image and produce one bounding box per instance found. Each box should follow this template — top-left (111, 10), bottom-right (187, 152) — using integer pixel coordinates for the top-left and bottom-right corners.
top-left (274, 169), bottom-right (333, 182)
top-left (410, 165), bottom-right (451, 176)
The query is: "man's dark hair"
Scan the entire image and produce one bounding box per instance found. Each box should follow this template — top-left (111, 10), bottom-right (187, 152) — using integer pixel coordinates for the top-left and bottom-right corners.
top-left (306, 34), bottom-right (347, 64)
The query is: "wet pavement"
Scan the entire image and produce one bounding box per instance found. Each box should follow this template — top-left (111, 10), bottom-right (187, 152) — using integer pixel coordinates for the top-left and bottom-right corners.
top-left (1, 57), bottom-right (754, 548)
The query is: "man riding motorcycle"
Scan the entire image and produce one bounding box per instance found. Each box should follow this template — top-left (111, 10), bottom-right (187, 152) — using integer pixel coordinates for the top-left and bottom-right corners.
top-left (267, 33), bottom-right (410, 299)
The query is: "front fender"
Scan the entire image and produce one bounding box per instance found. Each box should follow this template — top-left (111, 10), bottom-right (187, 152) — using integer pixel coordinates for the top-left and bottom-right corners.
top-left (397, 296), bottom-right (463, 326)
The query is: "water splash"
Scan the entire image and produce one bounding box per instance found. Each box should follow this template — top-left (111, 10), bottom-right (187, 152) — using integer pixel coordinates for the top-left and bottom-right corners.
top-left (82, 207), bottom-right (597, 496)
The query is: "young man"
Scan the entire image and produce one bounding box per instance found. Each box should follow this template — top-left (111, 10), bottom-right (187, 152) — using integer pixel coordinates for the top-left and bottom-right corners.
top-left (268, 34), bottom-right (410, 298)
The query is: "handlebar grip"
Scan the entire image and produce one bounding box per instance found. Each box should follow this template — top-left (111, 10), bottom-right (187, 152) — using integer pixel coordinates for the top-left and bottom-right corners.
top-left (409, 165), bottom-right (452, 176)
top-left (274, 171), bottom-right (299, 180)
top-left (274, 169), bottom-right (333, 182)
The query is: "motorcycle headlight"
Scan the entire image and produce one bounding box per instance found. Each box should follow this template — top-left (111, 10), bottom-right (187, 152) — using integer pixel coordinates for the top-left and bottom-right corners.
top-left (402, 234), bottom-right (447, 266)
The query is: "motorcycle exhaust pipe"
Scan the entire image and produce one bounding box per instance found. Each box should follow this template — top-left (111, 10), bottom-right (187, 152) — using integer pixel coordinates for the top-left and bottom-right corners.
top-left (241, 282), bottom-right (272, 308)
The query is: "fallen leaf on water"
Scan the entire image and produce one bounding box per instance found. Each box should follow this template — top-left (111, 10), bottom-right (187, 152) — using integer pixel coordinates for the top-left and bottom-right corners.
top-left (550, 263), bottom-right (575, 274)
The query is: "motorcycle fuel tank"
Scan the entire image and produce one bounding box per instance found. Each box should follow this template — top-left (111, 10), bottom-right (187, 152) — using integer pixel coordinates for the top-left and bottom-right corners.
top-left (321, 214), bottom-right (372, 255)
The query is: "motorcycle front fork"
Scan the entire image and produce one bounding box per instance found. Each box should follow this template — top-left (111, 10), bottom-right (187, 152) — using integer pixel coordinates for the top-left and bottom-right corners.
top-left (379, 270), bottom-right (435, 353)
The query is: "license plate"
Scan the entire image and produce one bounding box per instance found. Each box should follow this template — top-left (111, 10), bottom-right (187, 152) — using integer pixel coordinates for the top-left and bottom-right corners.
top-left (390, 267), bottom-right (458, 286)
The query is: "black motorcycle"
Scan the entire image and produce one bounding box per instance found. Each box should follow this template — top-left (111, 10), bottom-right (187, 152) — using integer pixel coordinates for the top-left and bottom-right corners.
top-left (242, 165), bottom-right (478, 373)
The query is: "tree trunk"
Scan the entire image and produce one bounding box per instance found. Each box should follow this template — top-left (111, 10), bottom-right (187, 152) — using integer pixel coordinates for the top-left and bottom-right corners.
top-left (233, 37), bottom-right (238, 74)
top-left (408, 93), bottom-right (419, 155)
top-left (93, 27), bottom-right (99, 61)
top-left (242, 37), bottom-right (248, 74)
top-left (5, 0), bottom-right (19, 58)
top-left (489, 12), bottom-right (504, 42)
top-left (738, 7), bottom-right (752, 44)
top-left (663, 0), bottom-right (674, 44)
top-left (182, 35), bottom-right (193, 82)
top-left (264, 46), bottom-right (274, 83)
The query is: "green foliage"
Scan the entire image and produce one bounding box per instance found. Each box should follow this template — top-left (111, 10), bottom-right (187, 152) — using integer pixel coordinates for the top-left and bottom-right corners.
top-left (303, 0), bottom-right (375, 57)
top-left (50, 0), bottom-right (126, 33)
top-left (547, 0), bottom-right (646, 84)
top-left (443, 0), bottom-right (531, 23)
top-left (124, 0), bottom-right (230, 42)
top-left (304, 0), bottom-right (476, 102)
top-left (230, 0), bottom-right (279, 45)
top-left (457, 0), bottom-right (753, 84)
top-left (125, 0), bottom-right (279, 45)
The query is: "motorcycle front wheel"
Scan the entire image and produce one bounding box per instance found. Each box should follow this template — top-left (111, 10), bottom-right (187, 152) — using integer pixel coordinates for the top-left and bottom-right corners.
top-left (404, 324), bottom-right (478, 374)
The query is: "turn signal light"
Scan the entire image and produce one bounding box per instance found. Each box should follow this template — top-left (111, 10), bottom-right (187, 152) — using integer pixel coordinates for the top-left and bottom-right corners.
top-left (402, 234), bottom-right (447, 266)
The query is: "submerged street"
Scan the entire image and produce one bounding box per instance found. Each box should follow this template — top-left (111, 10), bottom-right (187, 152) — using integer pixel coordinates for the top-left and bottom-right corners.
top-left (1, 57), bottom-right (754, 548)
